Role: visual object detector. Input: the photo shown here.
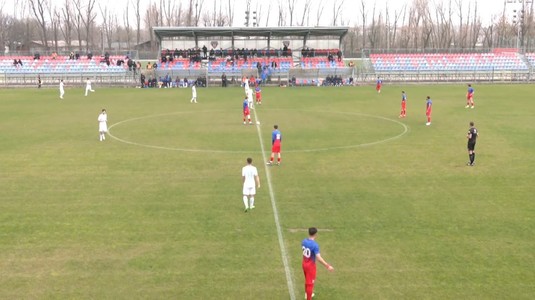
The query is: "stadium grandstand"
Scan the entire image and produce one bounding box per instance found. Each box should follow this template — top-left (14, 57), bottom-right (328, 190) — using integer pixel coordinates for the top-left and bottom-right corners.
top-left (151, 26), bottom-right (353, 87)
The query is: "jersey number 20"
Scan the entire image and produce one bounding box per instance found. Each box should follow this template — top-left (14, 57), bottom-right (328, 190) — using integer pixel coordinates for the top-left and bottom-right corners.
top-left (302, 246), bottom-right (311, 258)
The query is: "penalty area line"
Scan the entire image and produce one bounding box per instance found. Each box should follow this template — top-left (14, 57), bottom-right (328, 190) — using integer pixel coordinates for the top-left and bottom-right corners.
top-left (252, 109), bottom-right (297, 300)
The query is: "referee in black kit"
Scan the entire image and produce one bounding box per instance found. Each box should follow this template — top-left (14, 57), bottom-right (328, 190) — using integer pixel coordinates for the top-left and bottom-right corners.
top-left (467, 121), bottom-right (479, 166)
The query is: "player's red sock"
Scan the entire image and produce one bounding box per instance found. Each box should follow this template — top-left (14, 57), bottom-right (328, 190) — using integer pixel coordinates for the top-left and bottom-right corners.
top-left (277, 157), bottom-right (281, 163)
top-left (305, 284), bottom-right (314, 300)
top-left (270, 156), bottom-right (274, 162)
top-left (427, 116), bottom-right (431, 122)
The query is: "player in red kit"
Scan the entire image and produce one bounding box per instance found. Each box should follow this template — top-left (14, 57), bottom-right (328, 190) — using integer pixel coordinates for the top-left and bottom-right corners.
top-left (400, 91), bottom-right (407, 118)
top-left (302, 227), bottom-right (334, 300)
top-left (267, 125), bottom-right (281, 165)
top-left (466, 84), bottom-right (475, 109)
top-left (425, 96), bottom-right (433, 126)
top-left (255, 86), bottom-right (262, 105)
top-left (376, 77), bottom-right (382, 93)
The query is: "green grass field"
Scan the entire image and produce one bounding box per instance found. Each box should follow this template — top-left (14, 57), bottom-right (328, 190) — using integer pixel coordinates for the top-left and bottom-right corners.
top-left (1, 84), bottom-right (534, 299)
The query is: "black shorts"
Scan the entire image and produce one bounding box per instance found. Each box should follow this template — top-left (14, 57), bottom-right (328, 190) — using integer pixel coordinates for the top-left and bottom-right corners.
top-left (467, 142), bottom-right (476, 151)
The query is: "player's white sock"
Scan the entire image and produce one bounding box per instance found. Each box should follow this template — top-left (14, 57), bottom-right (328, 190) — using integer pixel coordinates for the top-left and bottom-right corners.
top-left (102, 134), bottom-right (106, 140)
top-left (250, 197), bottom-right (255, 208)
top-left (243, 196), bottom-right (249, 209)
top-left (99, 134), bottom-right (102, 141)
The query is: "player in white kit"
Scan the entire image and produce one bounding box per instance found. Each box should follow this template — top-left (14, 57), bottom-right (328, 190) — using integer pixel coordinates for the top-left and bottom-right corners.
top-left (242, 157), bottom-right (260, 212)
top-left (59, 79), bottom-right (65, 99)
top-left (246, 87), bottom-right (254, 109)
top-left (190, 83), bottom-right (197, 103)
top-left (97, 109), bottom-right (108, 141)
top-left (85, 78), bottom-right (95, 96)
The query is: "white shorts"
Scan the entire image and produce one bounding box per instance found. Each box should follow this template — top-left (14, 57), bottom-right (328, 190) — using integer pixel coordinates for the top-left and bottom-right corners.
top-left (99, 123), bottom-right (108, 132)
top-left (243, 186), bottom-right (256, 196)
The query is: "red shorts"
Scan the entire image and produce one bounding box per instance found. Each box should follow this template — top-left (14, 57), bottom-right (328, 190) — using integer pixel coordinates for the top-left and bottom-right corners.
top-left (401, 102), bottom-right (406, 109)
top-left (243, 109), bottom-right (250, 116)
top-left (467, 94), bottom-right (473, 101)
top-left (272, 141), bottom-right (281, 153)
top-left (426, 110), bottom-right (432, 116)
top-left (256, 94), bottom-right (261, 101)
top-left (302, 262), bottom-right (317, 285)
top-left (376, 84), bottom-right (381, 90)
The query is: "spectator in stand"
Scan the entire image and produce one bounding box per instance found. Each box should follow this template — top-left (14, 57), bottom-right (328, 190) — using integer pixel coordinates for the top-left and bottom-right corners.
top-left (202, 45), bottom-right (208, 58)
top-left (75, 52), bottom-right (80, 60)
top-left (328, 53), bottom-right (334, 63)
top-left (271, 60), bottom-right (278, 69)
top-left (51, 52), bottom-right (57, 60)
top-left (13, 59), bottom-right (18, 67)
top-left (348, 61), bottom-right (355, 68)
top-left (69, 51), bottom-right (75, 60)
top-left (153, 62), bottom-right (158, 69)
top-left (140, 74), bottom-right (146, 88)
top-left (17, 59), bottom-right (23, 66)
top-left (87, 52), bottom-right (93, 60)
top-left (147, 62), bottom-right (152, 70)
top-left (337, 49), bottom-right (342, 62)
top-left (174, 48), bottom-right (179, 58)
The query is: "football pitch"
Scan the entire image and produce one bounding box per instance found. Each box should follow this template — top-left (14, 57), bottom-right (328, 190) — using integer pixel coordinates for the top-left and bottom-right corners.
top-left (1, 84), bottom-right (534, 299)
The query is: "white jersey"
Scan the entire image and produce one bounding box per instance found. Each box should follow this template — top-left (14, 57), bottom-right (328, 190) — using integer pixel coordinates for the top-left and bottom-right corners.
top-left (59, 81), bottom-right (64, 90)
top-left (247, 88), bottom-right (253, 102)
top-left (242, 165), bottom-right (258, 188)
top-left (192, 85), bottom-right (197, 97)
top-left (86, 80), bottom-right (92, 88)
top-left (98, 112), bottom-right (108, 132)
top-left (244, 80), bottom-right (250, 91)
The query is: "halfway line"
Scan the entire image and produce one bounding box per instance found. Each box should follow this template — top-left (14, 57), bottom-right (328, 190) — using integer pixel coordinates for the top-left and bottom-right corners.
top-left (252, 108), bottom-right (297, 300)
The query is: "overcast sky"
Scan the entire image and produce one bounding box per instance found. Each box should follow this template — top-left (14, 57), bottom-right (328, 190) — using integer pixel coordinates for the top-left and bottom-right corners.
top-left (0, 0), bottom-right (522, 27)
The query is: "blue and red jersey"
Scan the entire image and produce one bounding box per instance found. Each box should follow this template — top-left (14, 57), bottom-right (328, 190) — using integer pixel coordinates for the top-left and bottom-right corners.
top-left (302, 238), bottom-right (320, 264)
top-left (243, 99), bottom-right (249, 112)
top-left (426, 98), bottom-right (433, 113)
top-left (402, 93), bottom-right (407, 102)
top-left (377, 79), bottom-right (382, 85)
top-left (272, 129), bottom-right (281, 144)
top-left (468, 87), bottom-right (474, 95)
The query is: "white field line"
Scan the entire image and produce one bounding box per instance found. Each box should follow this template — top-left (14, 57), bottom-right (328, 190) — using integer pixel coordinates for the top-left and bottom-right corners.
top-left (252, 108), bottom-right (297, 300)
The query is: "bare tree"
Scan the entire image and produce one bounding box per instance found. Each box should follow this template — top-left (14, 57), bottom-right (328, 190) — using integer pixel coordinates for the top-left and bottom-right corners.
top-left (74, 0), bottom-right (97, 51)
top-left (123, 4), bottom-right (131, 49)
top-left (299, 0), bottom-right (312, 26)
top-left (316, 1), bottom-right (324, 26)
top-left (359, 0), bottom-right (366, 48)
top-left (60, 0), bottom-right (73, 51)
top-left (264, 1), bottom-right (271, 27)
top-left (228, 0), bottom-right (235, 26)
top-left (99, 4), bottom-right (115, 50)
top-left (50, 6), bottom-right (61, 52)
top-left (332, 0), bottom-right (345, 26)
top-left (277, 0), bottom-right (286, 26)
top-left (134, 0), bottom-right (141, 46)
top-left (28, 0), bottom-right (49, 49)
top-left (287, 0), bottom-right (296, 26)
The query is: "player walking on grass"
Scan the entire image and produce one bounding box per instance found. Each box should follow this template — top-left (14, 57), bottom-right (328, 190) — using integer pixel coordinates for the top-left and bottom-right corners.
top-left (59, 79), bottom-right (65, 99)
top-left (85, 78), bottom-right (95, 96)
top-left (190, 83), bottom-right (197, 103)
top-left (246, 86), bottom-right (254, 109)
top-left (376, 77), bottom-right (382, 93)
top-left (97, 109), bottom-right (108, 141)
top-left (400, 91), bottom-right (407, 118)
top-left (243, 97), bottom-right (252, 125)
top-left (242, 157), bottom-right (260, 212)
top-left (426, 96), bottom-right (433, 126)
top-left (466, 84), bottom-right (475, 108)
top-left (267, 125), bottom-right (282, 165)
top-left (302, 227), bottom-right (334, 300)
top-left (467, 121), bottom-right (479, 166)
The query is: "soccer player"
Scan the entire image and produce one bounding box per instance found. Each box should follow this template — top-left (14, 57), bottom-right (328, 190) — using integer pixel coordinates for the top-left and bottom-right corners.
top-left (190, 83), bottom-right (197, 103)
top-left (242, 157), bottom-right (260, 212)
top-left (246, 87), bottom-right (254, 109)
top-left (243, 96), bottom-right (252, 125)
top-left (466, 84), bottom-right (475, 109)
top-left (97, 109), bottom-right (108, 141)
top-left (466, 121), bottom-right (479, 166)
top-left (400, 91), bottom-right (407, 118)
top-left (425, 96), bottom-right (432, 126)
top-left (37, 75), bottom-right (42, 88)
top-left (59, 79), bottom-right (65, 99)
top-left (85, 77), bottom-right (95, 96)
top-left (243, 76), bottom-right (250, 92)
top-left (267, 125), bottom-right (282, 165)
top-left (376, 77), bottom-right (382, 93)
top-left (302, 227), bottom-right (334, 300)
top-left (255, 86), bottom-right (262, 105)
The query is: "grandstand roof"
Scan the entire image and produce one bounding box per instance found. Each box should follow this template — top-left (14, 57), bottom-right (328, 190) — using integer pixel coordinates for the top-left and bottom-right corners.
top-left (153, 27), bottom-right (349, 40)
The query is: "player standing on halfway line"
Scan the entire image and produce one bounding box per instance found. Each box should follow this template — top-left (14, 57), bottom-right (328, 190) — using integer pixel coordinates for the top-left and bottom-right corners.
top-left (400, 91), bottom-right (407, 118)
top-left (466, 84), bottom-right (475, 109)
top-left (243, 96), bottom-right (252, 125)
top-left (242, 157), bottom-right (260, 212)
top-left (59, 79), bottom-right (65, 99)
top-left (97, 109), bottom-right (108, 141)
top-left (426, 96), bottom-right (433, 126)
top-left (467, 121), bottom-right (479, 166)
top-left (246, 86), bottom-right (254, 109)
top-left (302, 227), bottom-right (334, 300)
top-left (85, 77), bottom-right (95, 96)
top-left (267, 125), bottom-right (282, 165)
top-left (376, 77), bottom-right (382, 93)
